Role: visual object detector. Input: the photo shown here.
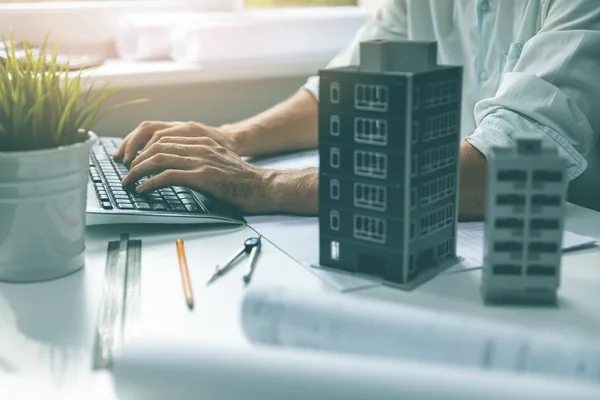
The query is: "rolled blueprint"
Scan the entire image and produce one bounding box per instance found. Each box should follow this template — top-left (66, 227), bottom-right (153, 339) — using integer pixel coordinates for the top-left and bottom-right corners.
top-left (170, 8), bottom-right (367, 65)
top-left (112, 339), bottom-right (600, 400)
top-left (241, 286), bottom-right (600, 386)
top-left (115, 13), bottom-right (230, 61)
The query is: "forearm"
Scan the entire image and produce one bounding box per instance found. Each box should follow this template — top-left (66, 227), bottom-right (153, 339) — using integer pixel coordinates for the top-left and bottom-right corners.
top-left (256, 141), bottom-right (486, 217)
top-left (221, 89), bottom-right (319, 158)
top-left (458, 140), bottom-right (487, 221)
top-left (262, 167), bottom-right (319, 215)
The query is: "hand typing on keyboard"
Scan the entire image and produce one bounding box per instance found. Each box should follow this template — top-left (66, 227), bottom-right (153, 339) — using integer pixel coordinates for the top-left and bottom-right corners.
top-left (113, 120), bottom-right (319, 215)
top-left (113, 121), bottom-right (240, 167)
top-left (118, 135), bottom-right (278, 214)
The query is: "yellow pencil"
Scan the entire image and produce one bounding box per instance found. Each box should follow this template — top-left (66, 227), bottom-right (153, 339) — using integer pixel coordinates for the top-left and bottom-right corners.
top-left (176, 238), bottom-right (194, 310)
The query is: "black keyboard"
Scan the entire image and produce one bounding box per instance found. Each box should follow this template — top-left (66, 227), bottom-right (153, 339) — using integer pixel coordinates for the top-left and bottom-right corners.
top-left (89, 138), bottom-right (207, 214)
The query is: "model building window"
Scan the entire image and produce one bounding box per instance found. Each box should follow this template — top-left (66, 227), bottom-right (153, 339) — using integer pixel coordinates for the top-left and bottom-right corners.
top-left (411, 188), bottom-right (417, 209)
top-left (330, 240), bottom-right (340, 262)
top-left (354, 182), bottom-right (387, 211)
top-left (496, 194), bottom-right (526, 206)
top-left (412, 121), bottom-right (419, 144)
top-left (330, 147), bottom-right (340, 169)
top-left (330, 210), bottom-right (340, 231)
top-left (421, 143), bottom-right (456, 175)
top-left (420, 173), bottom-right (455, 207)
top-left (532, 170), bottom-right (563, 183)
top-left (353, 214), bottom-right (386, 244)
top-left (530, 219), bottom-right (559, 230)
top-left (411, 155), bottom-right (418, 177)
top-left (497, 169), bottom-right (527, 182)
top-left (424, 79), bottom-right (460, 109)
top-left (354, 117), bottom-right (388, 146)
top-left (330, 179), bottom-right (340, 200)
top-left (526, 265), bottom-right (556, 276)
top-left (330, 115), bottom-right (341, 136)
top-left (423, 111), bottom-right (458, 142)
top-left (531, 195), bottom-right (561, 207)
top-left (437, 239), bottom-right (453, 258)
top-left (354, 84), bottom-right (388, 112)
top-left (420, 203), bottom-right (454, 236)
top-left (413, 86), bottom-right (420, 110)
top-left (354, 150), bottom-right (387, 179)
top-left (330, 82), bottom-right (341, 104)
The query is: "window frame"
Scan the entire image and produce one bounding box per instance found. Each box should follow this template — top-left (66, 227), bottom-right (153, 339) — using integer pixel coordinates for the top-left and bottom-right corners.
top-left (0, 0), bottom-right (375, 62)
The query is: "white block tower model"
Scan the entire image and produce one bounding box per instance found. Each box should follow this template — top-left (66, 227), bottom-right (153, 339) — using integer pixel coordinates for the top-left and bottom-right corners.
top-left (481, 132), bottom-right (568, 304)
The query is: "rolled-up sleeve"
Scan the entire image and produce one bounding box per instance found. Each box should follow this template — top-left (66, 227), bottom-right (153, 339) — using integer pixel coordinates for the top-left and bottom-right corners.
top-left (304, 0), bottom-right (408, 101)
top-left (467, 1), bottom-right (600, 180)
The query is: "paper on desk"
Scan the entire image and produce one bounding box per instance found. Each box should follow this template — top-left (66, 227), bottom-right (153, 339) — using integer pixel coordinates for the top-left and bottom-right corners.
top-left (112, 335), bottom-right (600, 400)
top-left (248, 149), bottom-right (597, 290)
top-left (241, 286), bottom-right (600, 387)
top-left (250, 217), bottom-right (382, 292)
top-left (250, 149), bottom-right (319, 170)
top-left (457, 222), bottom-right (597, 271)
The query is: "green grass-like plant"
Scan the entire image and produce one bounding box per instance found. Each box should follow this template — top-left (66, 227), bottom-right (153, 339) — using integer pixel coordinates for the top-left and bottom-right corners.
top-left (0, 32), bottom-right (143, 152)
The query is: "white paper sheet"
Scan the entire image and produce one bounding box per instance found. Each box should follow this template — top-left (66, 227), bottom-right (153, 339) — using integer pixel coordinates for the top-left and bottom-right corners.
top-left (248, 217), bottom-right (381, 292)
top-left (241, 286), bottom-right (600, 386)
top-left (250, 217), bottom-right (597, 291)
top-left (112, 336), bottom-right (600, 400)
top-left (457, 222), bottom-right (597, 269)
top-left (250, 149), bottom-right (320, 170)
top-left (248, 150), bottom-right (597, 291)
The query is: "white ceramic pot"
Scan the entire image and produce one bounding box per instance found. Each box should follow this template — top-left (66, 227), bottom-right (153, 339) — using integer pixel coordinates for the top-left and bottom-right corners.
top-left (0, 132), bottom-right (97, 282)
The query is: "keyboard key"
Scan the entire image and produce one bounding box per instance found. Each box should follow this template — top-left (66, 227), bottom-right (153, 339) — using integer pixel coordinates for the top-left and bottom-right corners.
top-left (180, 198), bottom-right (198, 205)
top-left (163, 195), bottom-right (179, 201)
top-left (113, 194), bottom-right (130, 200)
top-left (101, 201), bottom-right (113, 210)
top-left (99, 193), bottom-right (110, 201)
top-left (134, 202), bottom-right (151, 210)
top-left (117, 204), bottom-right (134, 210)
top-left (159, 188), bottom-right (176, 196)
top-left (184, 204), bottom-right (201, 212)
top-left (170, 204), bottom-right (187, 212)
top-left (177, 193), bottom-right (195, 200)
top-left (167, 198), bottom-right (183, 205)
top-left (172, 186), bottom-right (188, 194)
top-left (151, 203), bottom-right (169, 211)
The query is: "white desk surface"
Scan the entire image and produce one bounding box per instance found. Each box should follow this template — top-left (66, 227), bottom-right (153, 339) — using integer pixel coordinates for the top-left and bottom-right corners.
top-left (1, 204), bottom-right (599, 399)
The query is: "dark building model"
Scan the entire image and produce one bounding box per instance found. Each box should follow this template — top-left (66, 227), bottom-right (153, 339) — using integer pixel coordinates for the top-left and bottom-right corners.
top-left (317, 39), bottom-right (463, 288)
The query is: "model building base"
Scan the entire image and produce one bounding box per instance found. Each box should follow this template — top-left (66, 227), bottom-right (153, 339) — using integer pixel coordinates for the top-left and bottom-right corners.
top-left (480, 287), bottom-right (558, 306)
top-left (311, 257), bottom-right (458, 291)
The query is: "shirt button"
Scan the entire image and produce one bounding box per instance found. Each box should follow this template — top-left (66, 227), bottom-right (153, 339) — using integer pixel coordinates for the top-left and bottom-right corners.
top-left (480, 0), bottom-right (490, 12)
top-left (480, 70), bottom-right (489, 81)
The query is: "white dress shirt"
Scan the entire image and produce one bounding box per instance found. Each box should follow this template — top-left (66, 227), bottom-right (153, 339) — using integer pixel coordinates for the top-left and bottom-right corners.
top-left (304, 0), bottom-right (600, 180)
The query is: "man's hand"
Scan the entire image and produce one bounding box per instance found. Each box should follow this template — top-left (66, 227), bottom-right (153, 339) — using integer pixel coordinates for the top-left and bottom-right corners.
top-left (459, 140), bottom-right (487, 220)
top-left (120, 136), bottom-right (277, 213)
top-left (113, 121), bottom-right (239, 166)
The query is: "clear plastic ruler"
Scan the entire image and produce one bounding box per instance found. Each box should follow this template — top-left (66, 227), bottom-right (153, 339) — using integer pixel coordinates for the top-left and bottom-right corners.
top-left (93, 233), bottom-right (142, 369)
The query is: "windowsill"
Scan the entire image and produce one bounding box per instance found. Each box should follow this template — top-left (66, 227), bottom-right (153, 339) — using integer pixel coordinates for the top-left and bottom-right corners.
top-left (84, 55), bottom-right (334, 88)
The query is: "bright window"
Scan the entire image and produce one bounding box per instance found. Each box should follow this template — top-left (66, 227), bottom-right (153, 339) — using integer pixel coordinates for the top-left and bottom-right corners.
top-left (0, 0), bottom-right (374, 83)
top-left (246, 0), bottom-right (357, 7)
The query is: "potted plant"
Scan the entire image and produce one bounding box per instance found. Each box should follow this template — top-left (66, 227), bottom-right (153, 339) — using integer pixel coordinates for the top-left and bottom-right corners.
top-left (0, 34), bottom-right (140, 282)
